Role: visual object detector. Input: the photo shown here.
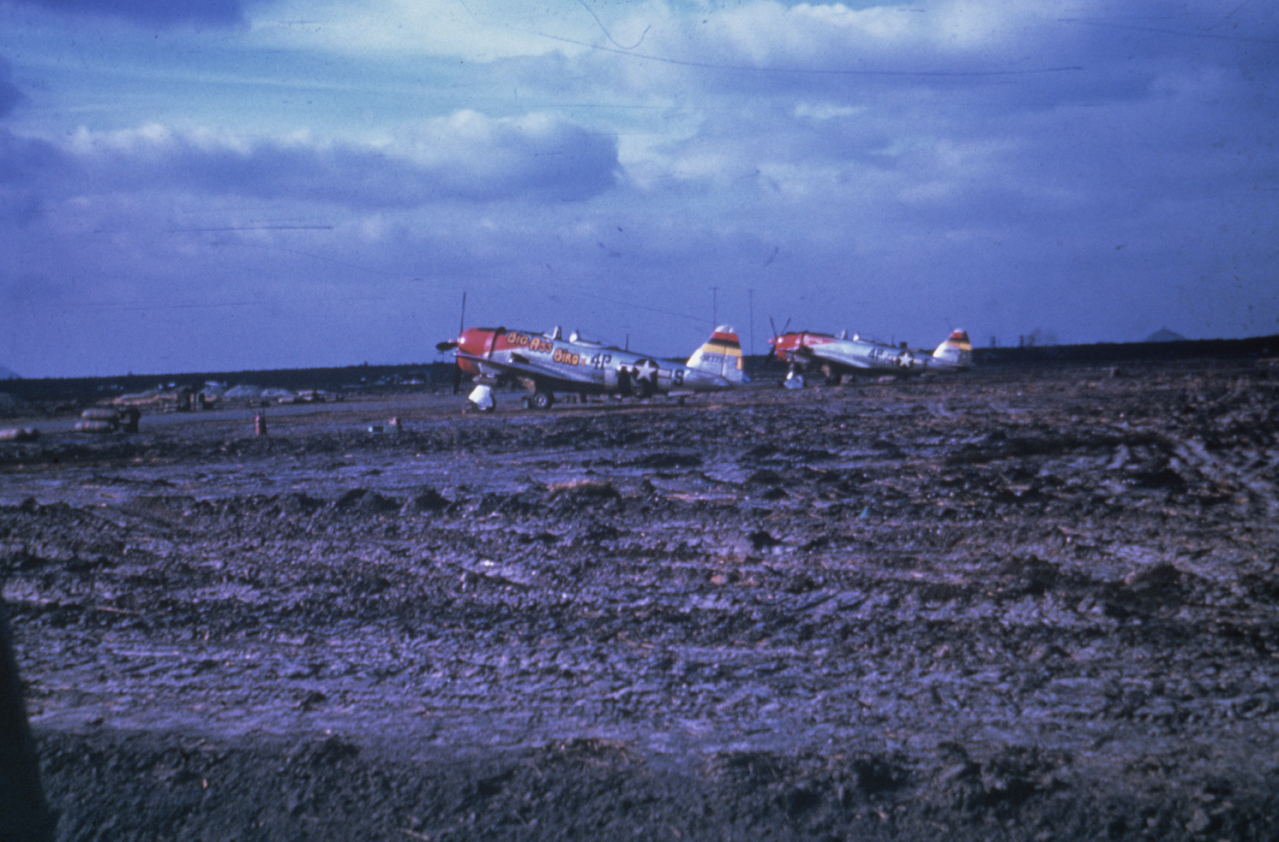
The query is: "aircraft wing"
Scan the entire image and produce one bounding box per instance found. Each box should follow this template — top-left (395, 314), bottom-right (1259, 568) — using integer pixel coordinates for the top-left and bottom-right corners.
top-left (457, 351), bottom-right (602, 388)
top-left (806, 343), bottom-right (875, 370)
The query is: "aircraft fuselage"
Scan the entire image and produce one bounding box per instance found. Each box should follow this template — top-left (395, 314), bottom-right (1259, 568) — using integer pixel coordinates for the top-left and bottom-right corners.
top-left (454, 326), bottom-right (740, 399)
top-left (771, 329), bottom-right (972, 382)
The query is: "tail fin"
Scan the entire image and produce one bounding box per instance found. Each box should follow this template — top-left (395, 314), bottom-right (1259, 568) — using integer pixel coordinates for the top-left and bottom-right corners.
top-left (932, 329), bottom-right (972, 368)
top-left (687, 326), bottom-right (745, 384)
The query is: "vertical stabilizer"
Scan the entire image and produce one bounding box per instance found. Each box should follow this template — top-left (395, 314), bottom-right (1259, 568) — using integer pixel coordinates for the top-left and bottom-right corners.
top-left (687, 326), bottom-right (745, 384)
top-left (932, 329), bottom-right (972, 368)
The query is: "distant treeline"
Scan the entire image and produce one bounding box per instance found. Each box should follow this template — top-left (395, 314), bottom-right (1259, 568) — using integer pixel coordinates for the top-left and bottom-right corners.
top-left (971, 333), bottom-right (1279, 366)
top-left (3, 335), bottom-right (1276, 403)
top-left (0, 362), bottom-right (453, 404)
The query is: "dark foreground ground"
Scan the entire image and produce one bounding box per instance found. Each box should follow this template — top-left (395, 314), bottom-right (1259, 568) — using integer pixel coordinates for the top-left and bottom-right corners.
top-left (3, 360), bottom-right (1279, 841)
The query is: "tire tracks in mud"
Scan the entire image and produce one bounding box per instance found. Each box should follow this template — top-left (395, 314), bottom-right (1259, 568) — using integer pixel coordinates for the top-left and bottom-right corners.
top-left (3, 360), bottom-right (1279, 840)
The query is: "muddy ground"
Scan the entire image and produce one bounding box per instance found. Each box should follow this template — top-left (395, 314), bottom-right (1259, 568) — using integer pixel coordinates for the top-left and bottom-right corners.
top-left (3, 360), bottom-right (1279, 841)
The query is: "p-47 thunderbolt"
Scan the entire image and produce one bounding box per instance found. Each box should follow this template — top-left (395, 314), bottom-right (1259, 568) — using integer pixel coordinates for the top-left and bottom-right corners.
top-left (770, 328), bottom-right (971, 386)
top-left (436, 325), bottom-right (745, 411)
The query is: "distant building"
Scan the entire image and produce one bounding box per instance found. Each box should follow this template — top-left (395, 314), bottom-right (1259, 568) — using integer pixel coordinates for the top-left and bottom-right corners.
top-left (1145, 327), bottom-right (1187, 343)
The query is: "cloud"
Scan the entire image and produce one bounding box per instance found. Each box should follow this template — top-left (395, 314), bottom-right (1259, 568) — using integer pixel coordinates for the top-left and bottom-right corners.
top-left (2, 0), bottom-right (1277, 376)
top-left (45, 113), bottom-right (618, 207)
top-left (6, 0), bottom-right (262, 26)
top-left (581, 0), bottom-right (1279, 115)
top-left (576, 1), bottom-right (1278, 206)
top-left (251, 0), bottom-right (611, 60)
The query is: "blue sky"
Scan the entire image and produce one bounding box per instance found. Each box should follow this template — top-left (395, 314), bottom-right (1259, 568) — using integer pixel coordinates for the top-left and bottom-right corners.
top-left (1, 0), bottom-right (1276, 377)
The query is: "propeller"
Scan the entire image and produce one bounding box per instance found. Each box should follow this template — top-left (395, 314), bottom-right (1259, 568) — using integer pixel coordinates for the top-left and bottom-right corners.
top-left (433, 293), bottom-right (467, 394)
top-left (768, 317), bottom-right (791, 357)
top-left (453, 293), bottom-right (466, 394)
top-left (434, 293), bottom-right (467, 350)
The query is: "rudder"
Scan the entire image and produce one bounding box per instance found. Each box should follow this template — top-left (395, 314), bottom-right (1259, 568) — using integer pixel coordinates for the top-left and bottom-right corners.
top-left (932, 329), bottom-right (972, 368)
top-left (687, 326), bottom-right (745, 383)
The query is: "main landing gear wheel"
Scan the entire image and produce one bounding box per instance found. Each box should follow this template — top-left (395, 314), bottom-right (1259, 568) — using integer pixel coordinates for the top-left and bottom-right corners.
top-left (531, 391), bottom-right (555, 410)
top-left (467, 385), bottom-right (496, 413)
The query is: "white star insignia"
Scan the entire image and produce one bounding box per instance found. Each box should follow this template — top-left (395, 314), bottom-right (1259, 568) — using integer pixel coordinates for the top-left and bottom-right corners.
top-left (634, 359), bottom-right (659, 382)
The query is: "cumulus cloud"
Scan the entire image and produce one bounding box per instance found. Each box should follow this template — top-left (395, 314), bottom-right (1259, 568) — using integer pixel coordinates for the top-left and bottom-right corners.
top-left (586, 0), bottom-right (1279, 115)
top-left (2, 0), bottom-right (1277, 376)
top-left (40, 113), bottom-right (617, 206)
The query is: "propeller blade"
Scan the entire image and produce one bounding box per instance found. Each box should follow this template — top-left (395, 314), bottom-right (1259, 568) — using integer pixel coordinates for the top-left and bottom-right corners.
top-left (435, 340), bottom-right (459, 352)
top-left (452, 292), bottom-right (467, 394)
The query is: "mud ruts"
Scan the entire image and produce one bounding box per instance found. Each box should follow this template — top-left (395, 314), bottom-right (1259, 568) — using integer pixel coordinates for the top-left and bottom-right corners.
top-left (2, 358), bottom-right (1277, 841)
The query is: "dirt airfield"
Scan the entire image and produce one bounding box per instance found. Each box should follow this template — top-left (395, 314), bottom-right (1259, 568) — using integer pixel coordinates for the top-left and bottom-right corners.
top-left (3, 359), bottom-right (1279, 841)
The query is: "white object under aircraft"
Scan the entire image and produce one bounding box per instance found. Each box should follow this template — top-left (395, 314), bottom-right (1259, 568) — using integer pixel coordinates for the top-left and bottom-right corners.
top-left (770, 327), bottom-right (972, 386)
top-left (436, 325), bottom-right (746, 411)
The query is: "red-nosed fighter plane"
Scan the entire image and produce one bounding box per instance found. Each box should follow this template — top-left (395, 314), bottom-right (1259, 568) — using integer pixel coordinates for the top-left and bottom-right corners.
top-left (436, 325), bottom-right (746, 411)
top-left (770, 328), bottom-right (972, 387)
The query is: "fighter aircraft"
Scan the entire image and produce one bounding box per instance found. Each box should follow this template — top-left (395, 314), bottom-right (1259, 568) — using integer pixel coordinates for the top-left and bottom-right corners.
top-left (770, 327), bottom-right (972, 386)
top-left (436, 324), bottom-right (746, 411)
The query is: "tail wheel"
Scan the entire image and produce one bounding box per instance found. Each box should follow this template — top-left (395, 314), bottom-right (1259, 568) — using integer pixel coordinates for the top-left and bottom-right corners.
top-left (531, 391), bottom-right (555, 410)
